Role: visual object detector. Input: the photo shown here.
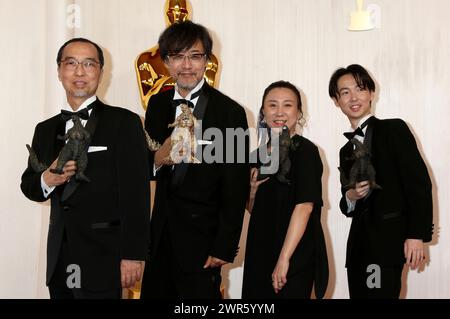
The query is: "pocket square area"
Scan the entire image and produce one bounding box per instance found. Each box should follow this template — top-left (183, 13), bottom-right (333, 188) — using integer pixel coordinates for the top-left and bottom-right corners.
top-left (88, 146), bottom-right (108, 153)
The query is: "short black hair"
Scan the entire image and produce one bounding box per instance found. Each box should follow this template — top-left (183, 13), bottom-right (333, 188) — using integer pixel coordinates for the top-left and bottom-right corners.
top-left (328, 64), bottom-right (375, 99)
top-left (258, 80), bottom-right (303, 128)
top-left (158, 21), bottom-right (213, 61)
top-left (56, 38), bottom-right (104, 68)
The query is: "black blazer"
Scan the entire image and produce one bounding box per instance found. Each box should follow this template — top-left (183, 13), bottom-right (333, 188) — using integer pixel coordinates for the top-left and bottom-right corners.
top-left (339, 117), bottom-right (433, 267)
top-left (145, 83), bottom-right (250, 272)
top-left (21, 99), bottom-right (150, 291)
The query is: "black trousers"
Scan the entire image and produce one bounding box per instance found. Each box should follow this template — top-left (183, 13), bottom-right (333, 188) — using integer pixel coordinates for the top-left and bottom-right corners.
top-left (140, 226), bottom-right (222, 299)
top-left (347, 264), bottom-right (402, 299)
top-left (48, 233), bottom-right (121, 299)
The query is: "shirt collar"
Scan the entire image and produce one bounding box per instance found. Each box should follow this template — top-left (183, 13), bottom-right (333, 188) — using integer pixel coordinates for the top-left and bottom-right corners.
top-left (173, 79), bottom-right (205, 101)
top-left (349, 114), bottom-right (373, 133)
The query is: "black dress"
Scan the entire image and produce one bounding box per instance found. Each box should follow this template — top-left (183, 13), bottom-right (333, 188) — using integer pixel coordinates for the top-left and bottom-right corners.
top-left (242, 135), bottom-right (328, 299)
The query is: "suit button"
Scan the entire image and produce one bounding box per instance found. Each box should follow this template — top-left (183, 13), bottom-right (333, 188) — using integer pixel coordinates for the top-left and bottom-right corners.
top-left (63, 205), bottom-right (70, 211)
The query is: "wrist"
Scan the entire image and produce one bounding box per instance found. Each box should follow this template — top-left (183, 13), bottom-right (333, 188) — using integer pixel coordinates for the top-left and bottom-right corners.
top-left (42, 170), bottom-right (53, 187)
top-left (278, 254), bottom-right (290, 263)
top-left (154, 153), bottom-right (164, 167)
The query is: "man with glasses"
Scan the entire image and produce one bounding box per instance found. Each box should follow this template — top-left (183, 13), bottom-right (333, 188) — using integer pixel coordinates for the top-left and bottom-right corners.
top-left (21, 38), bottom-right (150, 299)
top-left (140, 21), bottom-right (249, 298)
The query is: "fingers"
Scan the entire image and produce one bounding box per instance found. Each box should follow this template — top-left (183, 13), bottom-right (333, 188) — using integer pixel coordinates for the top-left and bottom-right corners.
top-left (203, 256), bottom-right (212, 269)
top-left (272, 275), bottom-right (287, 293)
top-left (121, 261), bottom-right (142, 288)
top-left (121, 270), bottom-right (131, 288)
top-left (410, 249), bottom-right (424, 269)
top-left (43, 168), bottom-right (69, 187)
top-left (61, 161), bottom-right (77, 181)
top-left (347, 181), bottom-right (370, 200)
top-left (122, 271), bottom-right (138, 288)
top-left (250, 168), bottom-right (258, 181)
top-left (412, 252), bottom-right (419, 269)
top-left (250, 169), bottom-right (270, 190)
top-left (356, 181), bottom-right (369, 188)
top-left (203, 256), bottom-right (226, 269)
top-left (405, 250), bottom-right (413, 267)
top-left (404, 240), bottom-right (425, 270)
top-left (170, 141), bottom-right (188, 164)
top-left (49, 158), bottom-right (59, 169)
top-left (404, 242), bottom-right (409, 261)
top-left (355, 181), bottom-right (370, 197)
top-left (211, 258), bottom-right (227, 268)
top-left (408, 251), bottom-right (418, 270)
top-left (155, 142), bottom-right (174, 166)
top-left (162, 136), bottom-right (172, 147)
top-left (135, 265), bottom-right (142, 282)
top-left (63, 160), bottom-right (77, 170)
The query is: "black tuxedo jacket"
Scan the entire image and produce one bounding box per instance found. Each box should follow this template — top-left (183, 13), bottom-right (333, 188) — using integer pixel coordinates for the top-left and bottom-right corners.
top-left (21, 99), bottom-right (150, 291)
top-left (145, 83), bottom-right (250, 272)
top-left (339, 117), bottom-right (433, 267)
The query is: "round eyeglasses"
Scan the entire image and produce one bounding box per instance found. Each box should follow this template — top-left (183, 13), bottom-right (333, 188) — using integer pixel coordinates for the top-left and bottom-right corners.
top-left (60, 58), bottom-right (101, 71)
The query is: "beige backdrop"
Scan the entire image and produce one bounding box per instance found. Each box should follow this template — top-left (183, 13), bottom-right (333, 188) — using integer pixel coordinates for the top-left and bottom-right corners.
top-left (0, 0), bottom-right (448, 298)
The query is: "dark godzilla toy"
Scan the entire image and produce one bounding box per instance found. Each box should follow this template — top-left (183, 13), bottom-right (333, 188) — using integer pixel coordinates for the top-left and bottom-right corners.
top-left (258, 126), bottom-right (299, 184)
top-left (26, 115), bottom-right (91, 182)
top-left (340, 138), bottom-right (381, 191)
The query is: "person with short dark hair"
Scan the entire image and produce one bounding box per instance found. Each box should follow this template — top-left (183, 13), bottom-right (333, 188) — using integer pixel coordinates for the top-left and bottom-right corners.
top-left (140, 21), bottom-right (249, 299)
top-left (329, 64), bottom-right (433, 298)
top-left (21, 38), bottom-right (150, 299)
top-left (242, 81), bottom-right (328, 299)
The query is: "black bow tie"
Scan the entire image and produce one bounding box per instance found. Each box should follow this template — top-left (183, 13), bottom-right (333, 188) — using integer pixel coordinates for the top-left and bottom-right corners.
top-left (343, 127), bottom-right (364, 140)
top-left (172, 99), bottom-right (194, 109)
top-left (172, 89), bottom-right (202, 109)
top-left (61, 105), bottom-right (93, 121)
top-left (343, 117), bottom-right (372, 140)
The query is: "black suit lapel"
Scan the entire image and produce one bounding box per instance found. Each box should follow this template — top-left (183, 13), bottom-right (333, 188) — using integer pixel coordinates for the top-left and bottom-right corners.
top-left (363, 116), bottom-right (376, 152)
top-left (192, 83), bottom-right (210, 120)
top-left (167, 90), bottom-right (177, 134)
top-left (84, 99), bottom-right (103, 141)
top-left (171, 84), bottom-right (210, 189)
top-left (61, 99), bottom-right (103, 202)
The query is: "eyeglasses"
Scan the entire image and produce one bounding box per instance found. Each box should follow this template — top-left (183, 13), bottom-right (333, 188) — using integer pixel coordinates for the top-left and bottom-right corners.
top-left (167, 53), bottom-right (206, 64)
top-left (60, 58), bottom-right (100, 71)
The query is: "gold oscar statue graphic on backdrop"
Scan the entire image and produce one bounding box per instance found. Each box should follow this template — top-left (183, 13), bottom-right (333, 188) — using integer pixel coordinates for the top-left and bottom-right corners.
top-left (135, 0), bottom-right (219, 109)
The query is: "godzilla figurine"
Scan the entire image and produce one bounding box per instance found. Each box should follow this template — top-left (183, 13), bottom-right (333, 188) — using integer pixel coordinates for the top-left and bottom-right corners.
top-left (144, 129), bottom-right (161, 151)
top-left (25, 144), bottom-right (48, 173)
top-left (167, 104), bottom-right (200, 164)
top-left (339, 138), bottom-right (381, 191)
top-left (258, 125), bottom-right (299, 185)
top-left (26, 115), bottom-right (91, 182)
top-left (144, 104), bottom-right (200, 164)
